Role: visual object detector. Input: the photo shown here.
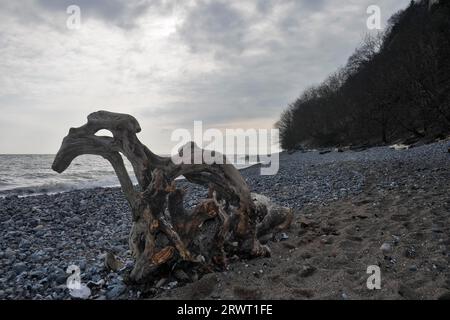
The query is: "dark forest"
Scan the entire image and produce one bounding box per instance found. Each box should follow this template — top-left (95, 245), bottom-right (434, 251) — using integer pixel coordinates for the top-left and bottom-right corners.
top-left (277, 0), bottom-right (450, 150)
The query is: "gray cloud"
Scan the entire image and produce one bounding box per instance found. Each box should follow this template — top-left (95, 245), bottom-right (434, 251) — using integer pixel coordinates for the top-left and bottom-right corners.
top-left (35, 0), bottom-right (162, 29)
top-left (177, 1), bottom-right (247, 55)
top-left (176, 0), bottom-right (332, 57)
top-left (0, 0), bottom-right (412, 153)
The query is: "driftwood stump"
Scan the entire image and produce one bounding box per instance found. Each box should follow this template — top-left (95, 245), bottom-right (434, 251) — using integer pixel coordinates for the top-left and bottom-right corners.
top-left (52, 111), bottom-right (293, 284)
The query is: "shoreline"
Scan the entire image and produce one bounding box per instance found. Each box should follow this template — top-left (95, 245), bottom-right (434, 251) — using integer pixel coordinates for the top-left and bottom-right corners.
top-left (3, 137), bottom-right (448, 199)
top-left (0, 162), bottom-right (265, 199)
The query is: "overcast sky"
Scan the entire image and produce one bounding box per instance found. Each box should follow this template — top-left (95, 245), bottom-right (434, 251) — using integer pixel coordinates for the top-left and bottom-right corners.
top-left (0, 0), bottom-right (410, 154)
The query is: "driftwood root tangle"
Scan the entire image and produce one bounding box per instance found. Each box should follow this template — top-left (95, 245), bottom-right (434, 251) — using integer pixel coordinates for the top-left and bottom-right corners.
top-left (52, 111), bottom-right (293, 284)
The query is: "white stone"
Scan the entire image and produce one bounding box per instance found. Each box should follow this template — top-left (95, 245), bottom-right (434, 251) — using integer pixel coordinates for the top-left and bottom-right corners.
top-left (380, 242), bottom-right (392, 254)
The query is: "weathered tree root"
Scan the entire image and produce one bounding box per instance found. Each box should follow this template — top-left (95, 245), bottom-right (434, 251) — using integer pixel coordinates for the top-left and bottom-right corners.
top-left (52, 111), bottom-right (293, 284)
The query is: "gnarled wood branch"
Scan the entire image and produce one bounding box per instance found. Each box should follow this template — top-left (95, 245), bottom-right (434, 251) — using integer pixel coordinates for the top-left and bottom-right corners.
top-left (52, 111), bottom-right (293, 284)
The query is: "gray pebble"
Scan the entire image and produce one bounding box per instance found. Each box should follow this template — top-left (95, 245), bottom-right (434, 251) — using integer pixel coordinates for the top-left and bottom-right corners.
top-left (380, 242), bottom-right (392, 254)
top-left (106, 284), bottom-right (126, 299)
top-left (12, 263), bottom-right (27, 275)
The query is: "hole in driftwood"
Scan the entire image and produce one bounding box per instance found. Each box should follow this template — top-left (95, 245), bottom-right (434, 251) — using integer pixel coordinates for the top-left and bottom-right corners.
top-left (95, 129), bottom-right (113, 137)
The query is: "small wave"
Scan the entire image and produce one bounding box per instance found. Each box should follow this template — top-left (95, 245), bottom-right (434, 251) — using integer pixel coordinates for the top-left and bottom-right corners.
top-left (0, 154), bottom-right (138, 197)
top-left (0, 175), bottom-right (130, 197)
top-left (20, 172), bottom-right (56, 179)
top-left (0, 184), bottom-right (85, 197)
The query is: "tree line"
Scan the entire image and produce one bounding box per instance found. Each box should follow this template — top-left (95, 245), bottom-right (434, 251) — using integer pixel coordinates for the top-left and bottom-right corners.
top-left (276, 0), bottom-right (450, 150)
